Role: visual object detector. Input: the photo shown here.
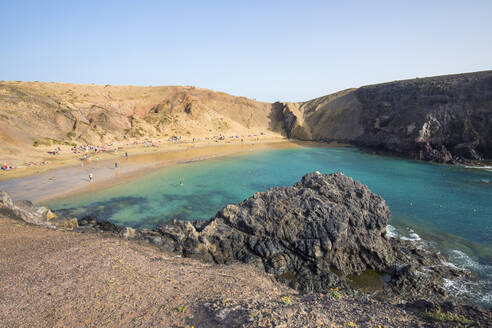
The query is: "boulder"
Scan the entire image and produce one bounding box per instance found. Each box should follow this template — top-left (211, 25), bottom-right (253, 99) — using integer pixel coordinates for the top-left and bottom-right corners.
top-left (0, 191), bottom-right (78, 230)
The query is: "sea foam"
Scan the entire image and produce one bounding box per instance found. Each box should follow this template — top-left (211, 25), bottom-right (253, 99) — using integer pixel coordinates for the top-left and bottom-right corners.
top-left (450, 250), bottom-right (492, 277)
top-left (442, 249), bottom-right (492, 306)
top-left (386, 225), bottom-right (421, 241)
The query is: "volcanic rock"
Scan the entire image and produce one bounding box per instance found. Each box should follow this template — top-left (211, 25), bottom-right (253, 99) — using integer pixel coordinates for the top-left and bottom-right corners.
top-left (136, 172), bottom-right (470, 302)
top-left (146, 172), bottom-right (396, 292)
top-left (0, 191), bottom-right (77, 229)
top-left (279, 71), bottom-right (492, 163)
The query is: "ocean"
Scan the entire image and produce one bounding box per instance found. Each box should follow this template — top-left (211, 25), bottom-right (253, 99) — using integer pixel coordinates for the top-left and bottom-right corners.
top-left (46, 146), bottom-right (492, 306)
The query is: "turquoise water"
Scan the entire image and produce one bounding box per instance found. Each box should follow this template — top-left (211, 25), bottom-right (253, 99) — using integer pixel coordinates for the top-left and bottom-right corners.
top-left (46, 147), bottom-right (492, 305)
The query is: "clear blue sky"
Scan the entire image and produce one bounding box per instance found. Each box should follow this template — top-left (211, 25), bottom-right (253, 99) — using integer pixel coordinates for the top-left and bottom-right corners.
top-left (1, 1), bottom-right (491, 102)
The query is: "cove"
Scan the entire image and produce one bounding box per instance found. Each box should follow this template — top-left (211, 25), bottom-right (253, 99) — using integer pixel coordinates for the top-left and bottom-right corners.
top-left (45, 146), bottom-right (492, 305)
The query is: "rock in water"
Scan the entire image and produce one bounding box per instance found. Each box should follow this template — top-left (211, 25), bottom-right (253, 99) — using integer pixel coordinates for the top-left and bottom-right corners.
top-left (156, 172), bottom-right (396, 291)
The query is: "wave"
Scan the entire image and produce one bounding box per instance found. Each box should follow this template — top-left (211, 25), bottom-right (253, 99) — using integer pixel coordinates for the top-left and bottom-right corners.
top-left (442, 250), bottom-right (492, 306)
top-left (386, 224), bottom-right (399, 238)
top-left (387, 227), bottom-right (492, 306)
top-left (462, 165), bottom-right (492, 170)
top-left (386, 225), bottom-right (422, 241)
top-left (449, 250), bottom-right (492, 277)
top-left (443, 277), bottom-right (492, 305)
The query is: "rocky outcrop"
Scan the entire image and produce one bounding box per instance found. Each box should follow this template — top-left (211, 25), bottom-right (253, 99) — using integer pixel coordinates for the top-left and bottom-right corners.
top-left (0, 191), bottom-right (78, 229)
top-left (152, 172), bottom-right (395, 292)
top-left (1, 173), bottom-right (472, 302)
top-left (274, 102), bottom-right (313, 140)
top-left (279, 71), bottom-right (492, 163)
top-left (114, 172), bottom-right (467, 302)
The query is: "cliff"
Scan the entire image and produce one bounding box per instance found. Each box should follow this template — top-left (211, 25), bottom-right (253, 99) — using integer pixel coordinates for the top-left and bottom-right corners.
top-left (278, 71), bottom-right (492, 162)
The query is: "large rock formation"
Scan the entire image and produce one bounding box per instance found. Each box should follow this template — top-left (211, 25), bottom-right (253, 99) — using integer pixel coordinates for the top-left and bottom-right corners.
top-left (279, 71), bottom-right (492, 163)
top-left (2, 173), bottom-right (471, 302)
top-left (155, 172), bottom-right (394, 292)
top-left (101, 172), bottom-right (466, 302)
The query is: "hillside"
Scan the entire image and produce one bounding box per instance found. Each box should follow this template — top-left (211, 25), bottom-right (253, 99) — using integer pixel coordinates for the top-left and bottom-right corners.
top-left (0, 82), bottom-right (283, 164)
top-left (1, 70), bottom-right (492, 166)
top-left (277, 70), bottom-right (492, 162)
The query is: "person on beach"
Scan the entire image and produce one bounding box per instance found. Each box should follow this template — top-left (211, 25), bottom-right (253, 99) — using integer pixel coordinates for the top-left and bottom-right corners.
top-left (115, 162), bottom-right (118, 169)
top-left (125, 151), bottom-right (128, 157)
top-left (89, 172), bottom-right (94, 183)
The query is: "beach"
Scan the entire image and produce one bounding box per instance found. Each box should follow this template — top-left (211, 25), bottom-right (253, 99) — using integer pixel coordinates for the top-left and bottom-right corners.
top-left (0, 137), bottom-right (309, 203)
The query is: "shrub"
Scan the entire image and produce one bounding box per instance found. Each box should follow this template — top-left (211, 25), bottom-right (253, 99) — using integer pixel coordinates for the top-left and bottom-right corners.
top-left (280, 296), bottom-right (292, 305)
top-left (424, 306), bottom-right (474, 326)
top-left (174, 305), bottom-right (187, 313)
top-left (329, 287), bottom-right (343, 299)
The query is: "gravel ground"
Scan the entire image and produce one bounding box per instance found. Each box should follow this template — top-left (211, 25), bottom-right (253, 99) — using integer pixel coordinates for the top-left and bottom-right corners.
top-left (0, 215), bottom-right (487, 328)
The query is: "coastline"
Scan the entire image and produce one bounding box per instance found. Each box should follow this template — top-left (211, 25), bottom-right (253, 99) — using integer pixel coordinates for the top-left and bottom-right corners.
top-left (0, 139), bottom-right (339, 204)
top-left (0, 159), bottom-right (488, 327)
top-left (0, 135), bottom-right (285, 181)
top-left (4, 214), bottom-right (485, 328)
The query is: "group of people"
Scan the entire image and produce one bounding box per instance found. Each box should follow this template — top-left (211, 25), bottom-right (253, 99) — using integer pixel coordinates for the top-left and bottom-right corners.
top-left (47, 147), bottom-right (62, 155)
top-left (1, 163), bottom-right (13, 171)
top-left (71, 144), bottom-right (109, 155)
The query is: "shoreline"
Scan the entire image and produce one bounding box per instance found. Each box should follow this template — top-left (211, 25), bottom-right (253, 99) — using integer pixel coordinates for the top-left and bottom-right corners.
top-left (0, 135), bottom-right (285, 181)
top-left (0, 139), bottom-right (340, 204)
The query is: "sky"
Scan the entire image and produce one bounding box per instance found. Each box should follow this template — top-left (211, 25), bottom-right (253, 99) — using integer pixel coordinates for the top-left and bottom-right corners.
top-left (1, 0), bottom-right (491, 102)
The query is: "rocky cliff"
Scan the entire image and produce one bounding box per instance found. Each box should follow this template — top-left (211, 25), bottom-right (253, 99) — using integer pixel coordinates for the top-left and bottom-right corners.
top-left (278, 71), bottom-right (492, 163)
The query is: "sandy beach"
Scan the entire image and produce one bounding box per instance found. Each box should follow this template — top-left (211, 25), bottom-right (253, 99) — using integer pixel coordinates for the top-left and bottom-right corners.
top-left (0, 138), bottom-right (313, 203)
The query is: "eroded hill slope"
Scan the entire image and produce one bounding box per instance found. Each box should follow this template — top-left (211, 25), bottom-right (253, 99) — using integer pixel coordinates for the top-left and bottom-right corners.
top-left (0, 82), bottom-right (283, 160)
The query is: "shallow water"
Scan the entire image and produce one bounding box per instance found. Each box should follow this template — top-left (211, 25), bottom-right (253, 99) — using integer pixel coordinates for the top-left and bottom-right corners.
top-left (46, 147), bottom-right (492, 305)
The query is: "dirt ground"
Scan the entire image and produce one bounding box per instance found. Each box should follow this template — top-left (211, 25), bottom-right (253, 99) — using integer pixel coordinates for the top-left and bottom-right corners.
top-left (0, 215), bottom-right (287, 328)
top-left (1, 215), bottom-right (487, 328)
